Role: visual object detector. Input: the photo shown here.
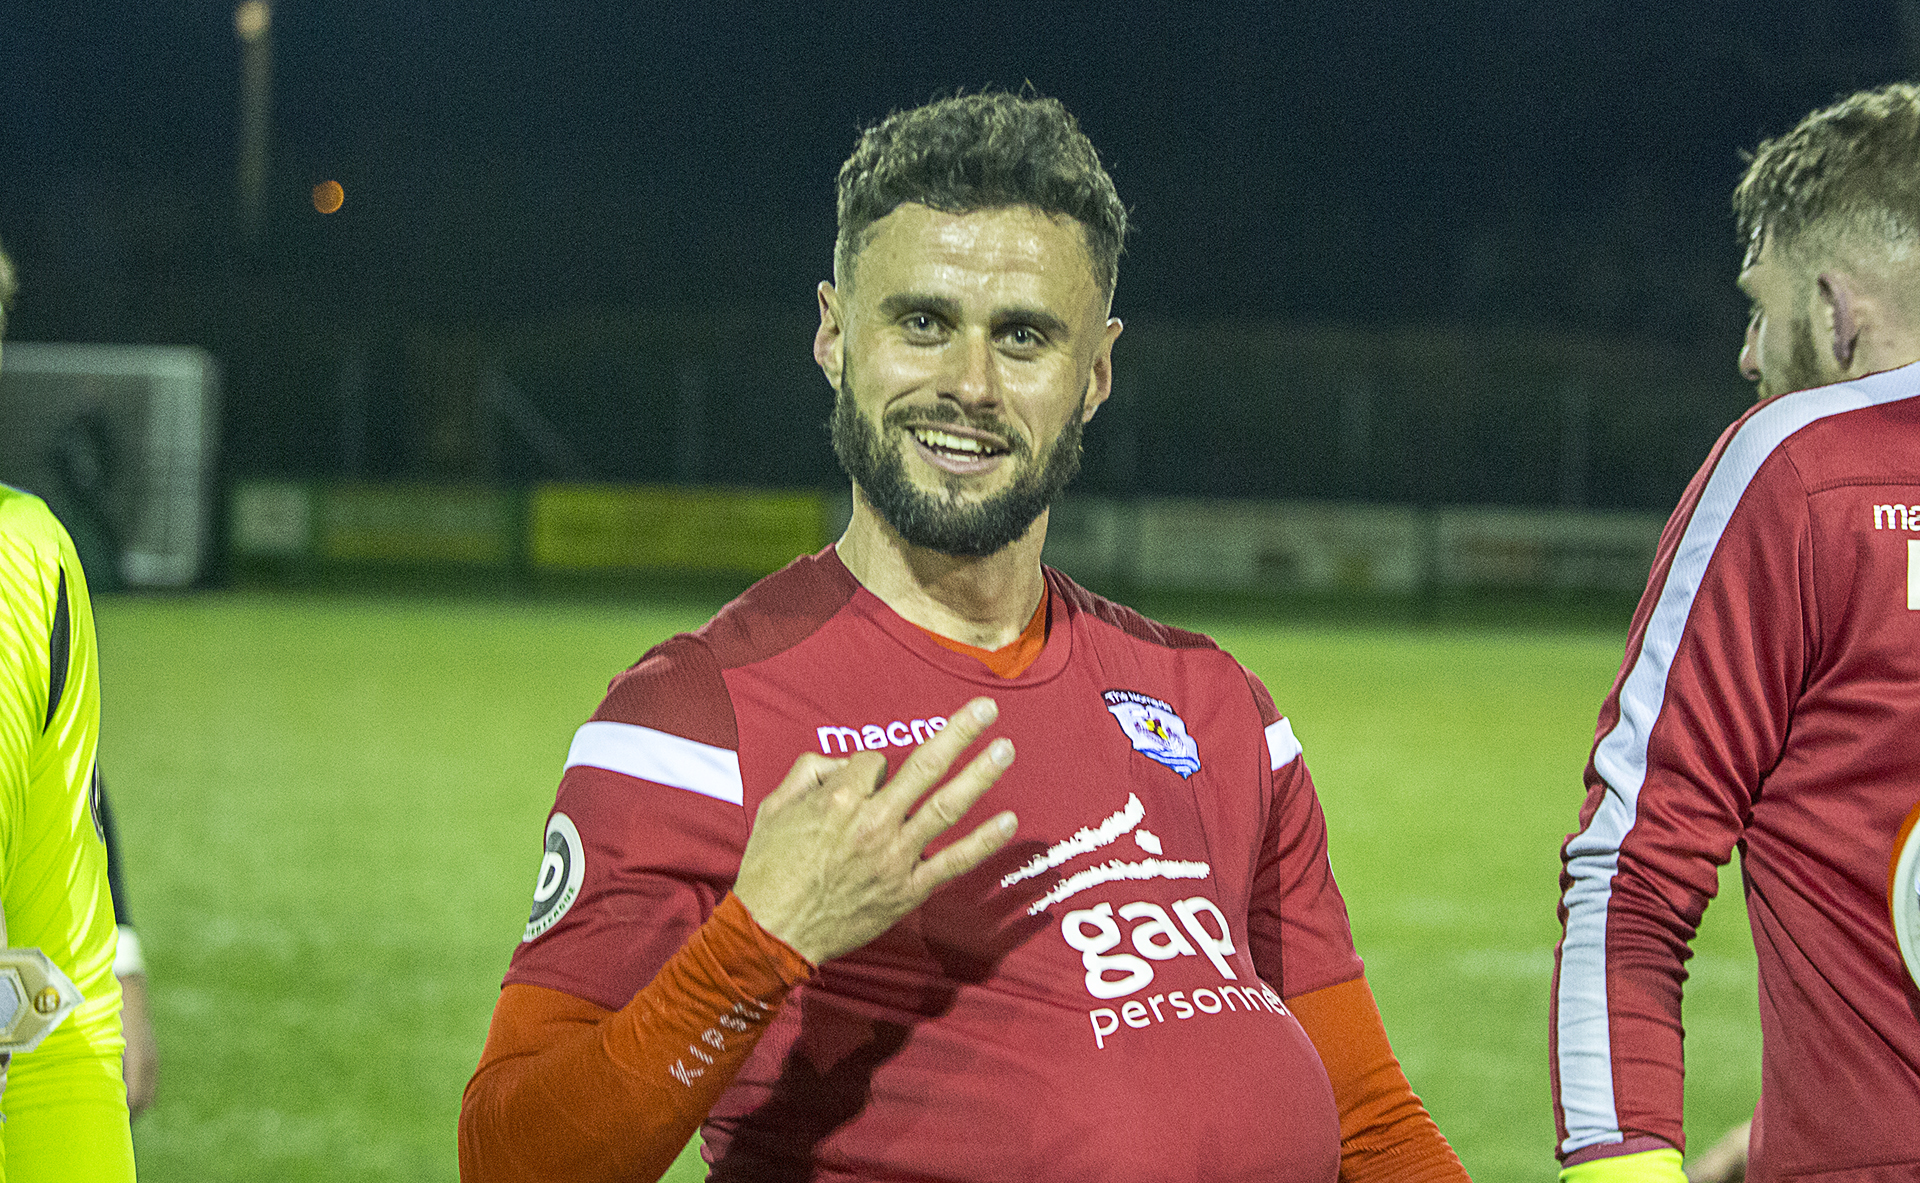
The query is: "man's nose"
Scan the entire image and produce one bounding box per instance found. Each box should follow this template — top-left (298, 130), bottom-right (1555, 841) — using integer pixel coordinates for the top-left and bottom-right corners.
top-left (941, 330), bottom-right (1000, 407)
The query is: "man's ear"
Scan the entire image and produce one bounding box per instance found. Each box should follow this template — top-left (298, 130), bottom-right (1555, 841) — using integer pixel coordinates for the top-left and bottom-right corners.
top-left (1817, 271), bottom-right (1863, 370)
top-left (814, 281), bottom-right (845, 388)
top-left (1081, 317), bottom-right (1123, 423)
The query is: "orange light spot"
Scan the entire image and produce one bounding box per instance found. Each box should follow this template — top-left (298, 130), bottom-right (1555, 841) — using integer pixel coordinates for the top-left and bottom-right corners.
top-left (312, 180), bottom-right (345, 215)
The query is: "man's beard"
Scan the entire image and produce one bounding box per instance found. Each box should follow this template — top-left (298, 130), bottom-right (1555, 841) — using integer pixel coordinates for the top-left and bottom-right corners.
top-left (1761, 312), bottom-right (1825, 400)
top-left (829, 375), bottom-right (1085, 559)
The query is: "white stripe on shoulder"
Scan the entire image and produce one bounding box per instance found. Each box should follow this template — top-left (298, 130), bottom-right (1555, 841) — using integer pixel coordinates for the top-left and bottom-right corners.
top-left (565, 720), bottom-right (744, 805)
top-left (1265, 717), bottom-right (1302, 770)
top-left (1555, 364), bottom-right (1920, 1156)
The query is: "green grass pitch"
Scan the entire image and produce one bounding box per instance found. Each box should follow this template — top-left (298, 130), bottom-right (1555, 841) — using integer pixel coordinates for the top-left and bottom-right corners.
top-left (93, 591), bottom-right (1759, 1181)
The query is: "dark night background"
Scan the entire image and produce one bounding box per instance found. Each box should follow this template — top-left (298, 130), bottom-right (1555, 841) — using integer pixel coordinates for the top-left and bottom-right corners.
top-left (3, 1), bottom-right (1917, 508)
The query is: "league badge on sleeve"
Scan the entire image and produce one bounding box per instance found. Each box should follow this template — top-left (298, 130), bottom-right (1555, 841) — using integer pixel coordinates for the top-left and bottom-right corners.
top-left (523, 812), bottom-right (585, 944)
top-left (1103, 690), bottom-right (1201, 779)
top-left (1891, 800), bottom-right (1920, 988)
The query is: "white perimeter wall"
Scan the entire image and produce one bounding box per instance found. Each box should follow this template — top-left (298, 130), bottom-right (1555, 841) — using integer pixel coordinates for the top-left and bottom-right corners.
top-left (825, 493), bottom-right (1664, 595)
top-left (1038, 497), bottom-right (1664, 593)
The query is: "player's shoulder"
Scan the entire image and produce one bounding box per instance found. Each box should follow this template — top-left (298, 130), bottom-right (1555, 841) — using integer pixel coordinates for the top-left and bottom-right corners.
top-left (592, 548), bottom-right (860, 742)
top-left (0, 483), bottom-right (67, 550)
top-left (0, 484), bottom-right (77, 611)
top-left (1660, 367), bottom-right (1920, 555)
top-left (1741, 364), bottom-right (1920, 490)
top-left (1047, 566), bottom-right (1221, 654)
top-left (691, 546), bottom-right (862, 669)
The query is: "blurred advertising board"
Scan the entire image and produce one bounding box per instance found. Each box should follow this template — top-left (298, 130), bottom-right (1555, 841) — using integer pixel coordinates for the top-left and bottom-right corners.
top-left (229, 481), bottom-right (830, 579)
top-left (528, 484), bottom-right (828, 575)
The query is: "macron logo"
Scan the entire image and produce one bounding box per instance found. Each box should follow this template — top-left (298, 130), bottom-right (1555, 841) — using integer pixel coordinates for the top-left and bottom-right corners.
top-left (1872, 506), bottom-right (1920, 609)
top-left (1873, 504), bottom-right (1920, 531)
top-left (817, 715), bottom-right (950, 754)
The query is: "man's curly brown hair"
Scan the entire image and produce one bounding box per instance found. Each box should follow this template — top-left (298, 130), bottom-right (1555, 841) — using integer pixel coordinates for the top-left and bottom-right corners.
top-left (834, 90), bottom-right (1128, 299)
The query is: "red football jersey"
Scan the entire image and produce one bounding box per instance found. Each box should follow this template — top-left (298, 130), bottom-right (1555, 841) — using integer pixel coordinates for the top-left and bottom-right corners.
top-left (1552, 362), bottom-right (1920, 1179)
top-left (507, 549), bottom-right (1363, 1182)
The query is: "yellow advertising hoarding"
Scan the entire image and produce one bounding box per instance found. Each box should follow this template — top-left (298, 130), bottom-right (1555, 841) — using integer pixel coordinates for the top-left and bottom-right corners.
top-left (530, 484), bottom-right (827, 575)
top-left (317, 484), bottom-right (516, 565)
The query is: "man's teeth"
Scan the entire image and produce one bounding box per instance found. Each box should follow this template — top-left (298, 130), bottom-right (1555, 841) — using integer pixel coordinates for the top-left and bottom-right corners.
top-left (913, 428), bottom-right (999, 456)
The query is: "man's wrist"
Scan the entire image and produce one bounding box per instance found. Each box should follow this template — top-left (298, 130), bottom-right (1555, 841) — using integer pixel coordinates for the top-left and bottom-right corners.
top-left (714, 892), bottom-right (815, 991)
top-left (1560, 1147), bottom-right (1685, 1183)
top-left (114, 925), bottom-right (146, 977)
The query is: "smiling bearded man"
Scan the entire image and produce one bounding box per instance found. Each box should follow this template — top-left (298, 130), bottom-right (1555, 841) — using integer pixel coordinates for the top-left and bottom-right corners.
top-left (829, 362), bottom-right (1085, 559)
top-left (461, 91), bottom-right (1470, 1183)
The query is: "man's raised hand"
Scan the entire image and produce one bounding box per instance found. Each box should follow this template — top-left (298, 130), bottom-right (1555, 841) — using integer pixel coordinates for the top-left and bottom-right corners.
top-left (732, 697), bottom-right (1018, 965)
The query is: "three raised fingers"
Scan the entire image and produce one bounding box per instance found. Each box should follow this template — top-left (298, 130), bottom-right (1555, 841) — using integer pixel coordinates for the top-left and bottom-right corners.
top-left (912, 801), bottom-right (1019, 896)
top-left (903, 737), bottom-right (1015, 850)
top-left (872, 697), bottom-right (1001, 820)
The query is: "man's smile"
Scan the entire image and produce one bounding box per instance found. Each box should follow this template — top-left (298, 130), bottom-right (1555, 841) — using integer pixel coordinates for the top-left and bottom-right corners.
top-left (906, 423), bottom-right (1014, 476)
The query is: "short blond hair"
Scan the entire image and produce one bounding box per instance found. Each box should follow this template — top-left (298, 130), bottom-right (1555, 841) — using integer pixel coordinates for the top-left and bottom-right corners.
top-left (1734, 82), bottom-right (1920, 269)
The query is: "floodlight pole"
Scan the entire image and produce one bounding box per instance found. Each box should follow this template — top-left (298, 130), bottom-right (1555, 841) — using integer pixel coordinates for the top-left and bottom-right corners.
top-left (236, 1), bottom-right (274, 247)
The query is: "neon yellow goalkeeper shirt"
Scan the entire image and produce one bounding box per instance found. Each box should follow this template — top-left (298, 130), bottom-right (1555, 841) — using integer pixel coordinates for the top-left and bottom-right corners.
top-left (0, 485), bottom-right (134, 1181)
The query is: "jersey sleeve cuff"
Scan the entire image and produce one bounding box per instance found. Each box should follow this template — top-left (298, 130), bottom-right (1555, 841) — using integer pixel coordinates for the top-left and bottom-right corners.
top-left (113, 925), bottom-right (146, 976)
top-left (707, 891), bottom-right (815, 997)
top-left (1559, 1146), bottom-right (1685, 1183)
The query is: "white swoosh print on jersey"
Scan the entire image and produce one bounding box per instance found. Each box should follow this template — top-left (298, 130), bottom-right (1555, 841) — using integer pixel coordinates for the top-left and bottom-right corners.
top-left (1026, 857), bottom-right (1214, 915)
top-left (1000, 791), bottom-right (1214, 913)
top-left (1002, 718), bottom-right (1301, 911)
top-left (1001, 793), bottom-right (1147, 886)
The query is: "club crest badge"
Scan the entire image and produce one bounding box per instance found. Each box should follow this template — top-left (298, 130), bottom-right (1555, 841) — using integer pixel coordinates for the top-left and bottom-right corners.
top-left (1103, 690), bottom-right (1201, 778)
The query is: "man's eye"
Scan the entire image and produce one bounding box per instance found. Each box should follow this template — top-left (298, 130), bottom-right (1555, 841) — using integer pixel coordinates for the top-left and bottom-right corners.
top-left (1004, 326), bottom-right (1041, 347)
top-left (904, 314), bottom-right (940, 334)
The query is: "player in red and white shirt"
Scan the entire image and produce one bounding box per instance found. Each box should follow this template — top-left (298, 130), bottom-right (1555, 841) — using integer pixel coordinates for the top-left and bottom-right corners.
top-left (460, 92), bottom-right (1468, 1183)
top-left (1551, 84), bottom-right (1920, 1183)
